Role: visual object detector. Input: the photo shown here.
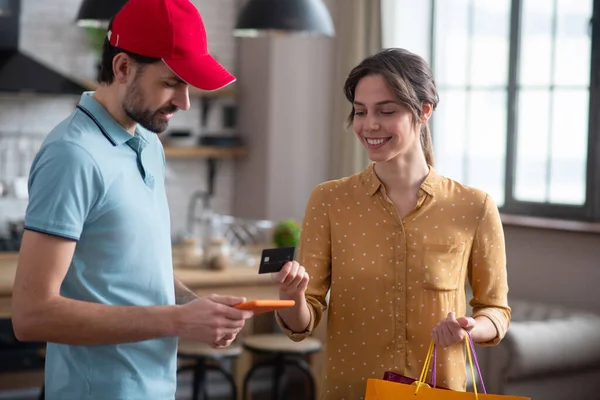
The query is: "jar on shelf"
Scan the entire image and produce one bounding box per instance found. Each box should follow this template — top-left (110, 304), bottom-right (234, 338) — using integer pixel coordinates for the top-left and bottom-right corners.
top-left (179, 237), bottom-right (203, 269)
top-left (204, 237), bottom-right (231, 271)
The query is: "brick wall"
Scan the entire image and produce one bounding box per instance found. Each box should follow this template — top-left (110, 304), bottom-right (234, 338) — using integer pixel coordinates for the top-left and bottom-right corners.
top-left (0, 0), bottom-right (240, 238)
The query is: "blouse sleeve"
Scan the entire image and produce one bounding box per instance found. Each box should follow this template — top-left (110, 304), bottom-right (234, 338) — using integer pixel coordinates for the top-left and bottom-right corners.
top-left (276, 183), bottom-right (332, 341)
top-left (468, 195), bottom-right (512, 346)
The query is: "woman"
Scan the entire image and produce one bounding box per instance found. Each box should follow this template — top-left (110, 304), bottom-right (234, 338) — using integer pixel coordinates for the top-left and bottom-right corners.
top-left (273, 48), bottom-right (511, 399)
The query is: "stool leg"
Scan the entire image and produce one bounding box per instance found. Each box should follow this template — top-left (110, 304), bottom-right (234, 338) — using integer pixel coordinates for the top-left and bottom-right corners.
top-left (284, 358), bottom-right (316, 400)
top-left (275, 371), bottom-right (289, 400)
top-left (177, 365), bottom-right (198, 399)
top-left (242, 360), bottom-right (273, 400)
top-left (192, 361), bottom-right (207, 400)
top-left (272, 355), bottom-right (285, 400)
top-left (207, 363), bottom-right (238, 400)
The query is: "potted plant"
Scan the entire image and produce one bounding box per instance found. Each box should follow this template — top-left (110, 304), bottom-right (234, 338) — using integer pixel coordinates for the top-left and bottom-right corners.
top-left (84, 27), bottom-right (108, 81)
top-left (272, 219), bottom-right (301, 248)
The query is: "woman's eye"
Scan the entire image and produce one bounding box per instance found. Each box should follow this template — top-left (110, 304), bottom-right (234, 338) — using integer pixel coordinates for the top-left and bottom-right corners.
top-left (381, 111), bottom-right (395, 115)
top-left (354, 110), bottom-right (366, 116)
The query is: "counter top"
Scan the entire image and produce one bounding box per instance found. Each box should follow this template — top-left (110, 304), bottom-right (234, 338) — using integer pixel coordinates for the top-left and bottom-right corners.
top-left (0, 251), bottom-right (274, 297)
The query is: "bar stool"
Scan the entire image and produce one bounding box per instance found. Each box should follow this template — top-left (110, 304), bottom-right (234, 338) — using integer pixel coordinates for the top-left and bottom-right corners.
top-left (37, 346), bottom-right (45, 400)
top-left (241, 333), bottom-right (322, 400)
top-left (177, 339), bottom-right (242, 400)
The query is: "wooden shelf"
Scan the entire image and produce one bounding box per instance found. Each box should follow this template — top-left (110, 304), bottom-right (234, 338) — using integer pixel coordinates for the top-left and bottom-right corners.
top-left (80, 79), bottom-right (237, 98)
top-left (189, 84), bottom-right (237, 98)
top-left (163, 146), bottom-right (247, 159)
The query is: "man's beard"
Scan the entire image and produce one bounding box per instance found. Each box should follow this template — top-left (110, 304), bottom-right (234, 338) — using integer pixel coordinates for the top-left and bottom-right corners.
top-left (122, 77), bottom-right (178, 134)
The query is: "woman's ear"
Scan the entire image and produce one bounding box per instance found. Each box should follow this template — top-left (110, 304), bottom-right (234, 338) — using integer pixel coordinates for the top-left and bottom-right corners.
top-left (421, 102), bottom-right (433, 123)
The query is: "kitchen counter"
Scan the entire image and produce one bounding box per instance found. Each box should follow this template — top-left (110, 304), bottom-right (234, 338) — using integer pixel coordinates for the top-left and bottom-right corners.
top-left (0, 250), bottom-right (276, 317)
top-left (0, 253), bottom-right (19, 297)
top-left (0, 251), bottom-right (273, 295)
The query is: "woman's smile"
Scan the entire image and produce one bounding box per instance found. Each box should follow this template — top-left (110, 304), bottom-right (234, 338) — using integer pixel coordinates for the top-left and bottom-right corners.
top-left (364, 136), bottom-right (392, 149)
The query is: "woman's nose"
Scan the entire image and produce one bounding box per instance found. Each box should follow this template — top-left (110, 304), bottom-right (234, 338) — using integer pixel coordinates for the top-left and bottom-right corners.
top-left (365, 115), bottom-right (380, 132)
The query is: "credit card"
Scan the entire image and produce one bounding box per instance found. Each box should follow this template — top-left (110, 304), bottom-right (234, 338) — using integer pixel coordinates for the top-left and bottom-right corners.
top-left (258, 247), bottom-right (296, 274)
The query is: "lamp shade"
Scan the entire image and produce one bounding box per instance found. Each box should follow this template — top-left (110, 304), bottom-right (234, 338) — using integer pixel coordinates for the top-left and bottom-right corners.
top-left (76, 0), bottom-right (127, 27)
top-left (234, 0), bottom-right (335, 37)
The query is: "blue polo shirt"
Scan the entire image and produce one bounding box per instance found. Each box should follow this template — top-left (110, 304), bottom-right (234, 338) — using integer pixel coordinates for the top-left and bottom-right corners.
top-left (24, 92), bottom-right (177, 400)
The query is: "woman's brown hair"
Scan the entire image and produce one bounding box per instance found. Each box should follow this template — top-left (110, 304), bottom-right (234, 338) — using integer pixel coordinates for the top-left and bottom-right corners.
top-left (343, 48), bottom-right (439, 166)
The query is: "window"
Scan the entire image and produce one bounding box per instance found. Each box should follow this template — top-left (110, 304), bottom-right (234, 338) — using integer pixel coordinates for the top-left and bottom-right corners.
top-left (382, 0), bottom-right (600, 220)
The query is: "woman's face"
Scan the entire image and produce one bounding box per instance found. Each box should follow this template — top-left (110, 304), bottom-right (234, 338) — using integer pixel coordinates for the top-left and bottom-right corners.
top-left (352, 74), bottom-right (420, 163)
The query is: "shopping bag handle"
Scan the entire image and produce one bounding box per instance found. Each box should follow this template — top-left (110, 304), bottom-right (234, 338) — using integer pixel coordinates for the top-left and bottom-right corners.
top-left (415, 331), bottom-right (487, 398)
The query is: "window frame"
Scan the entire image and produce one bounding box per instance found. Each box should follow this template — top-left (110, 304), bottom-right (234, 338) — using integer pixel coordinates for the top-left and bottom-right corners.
top-left (428, 0), bottom-right (600, 221)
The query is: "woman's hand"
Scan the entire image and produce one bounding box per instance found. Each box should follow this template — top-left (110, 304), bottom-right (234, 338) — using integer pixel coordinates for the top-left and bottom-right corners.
top-left (271, 261), bottom-right (310, 300)
top-left (431, 312), bottom-right (476, 347)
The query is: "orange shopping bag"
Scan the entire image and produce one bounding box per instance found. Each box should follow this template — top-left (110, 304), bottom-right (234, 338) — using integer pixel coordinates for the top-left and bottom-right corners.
top-left (365, 332), bottom-right (530, 400)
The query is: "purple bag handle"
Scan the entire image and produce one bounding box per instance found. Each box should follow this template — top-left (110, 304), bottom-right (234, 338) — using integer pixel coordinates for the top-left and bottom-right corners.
top-left (430, 331), bottom-right (487, 394)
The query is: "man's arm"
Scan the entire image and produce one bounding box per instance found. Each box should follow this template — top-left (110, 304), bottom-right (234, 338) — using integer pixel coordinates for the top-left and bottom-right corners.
top-left (12, 230), bottom-right (251, 346)
top-left (174, 277), bottom-right (198, 305)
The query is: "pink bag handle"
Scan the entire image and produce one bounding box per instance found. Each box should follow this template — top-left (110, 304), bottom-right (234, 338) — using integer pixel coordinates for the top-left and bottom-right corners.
top-left (430, 331), bottom-right (487, 394)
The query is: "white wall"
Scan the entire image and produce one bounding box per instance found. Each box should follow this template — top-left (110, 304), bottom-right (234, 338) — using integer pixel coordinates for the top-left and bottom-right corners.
top-left (503, 225), bottom-right (600, 313)
top-left (233, 35), bottom-right (334, 222)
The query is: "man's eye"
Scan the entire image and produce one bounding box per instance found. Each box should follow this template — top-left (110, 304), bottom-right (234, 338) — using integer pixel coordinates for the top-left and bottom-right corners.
top-left (164, 82), bottom-right (177, 88)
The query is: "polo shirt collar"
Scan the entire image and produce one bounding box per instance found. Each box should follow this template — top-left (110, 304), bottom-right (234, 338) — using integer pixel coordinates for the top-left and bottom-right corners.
top-left (78, 92), bottom-right (149, 147)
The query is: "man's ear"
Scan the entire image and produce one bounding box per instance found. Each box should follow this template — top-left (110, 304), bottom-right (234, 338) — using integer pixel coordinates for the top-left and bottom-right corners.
top-left (112, 53), bottom-right (135, 84)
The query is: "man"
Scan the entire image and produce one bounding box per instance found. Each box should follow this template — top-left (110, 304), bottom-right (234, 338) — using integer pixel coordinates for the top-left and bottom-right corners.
top-left (11, 0), bottom-right (253, 399)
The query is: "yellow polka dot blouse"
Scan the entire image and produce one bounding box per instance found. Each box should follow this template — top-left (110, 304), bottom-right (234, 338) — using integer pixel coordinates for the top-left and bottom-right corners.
top-left (276, 164), bottom-right (511, 399)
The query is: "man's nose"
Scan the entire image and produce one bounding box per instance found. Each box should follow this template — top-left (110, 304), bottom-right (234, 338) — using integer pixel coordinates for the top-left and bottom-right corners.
top-left (173, 86), bottom-right (191, 111)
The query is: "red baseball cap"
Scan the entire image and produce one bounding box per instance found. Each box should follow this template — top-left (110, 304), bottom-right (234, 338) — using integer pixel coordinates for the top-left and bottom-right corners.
top-left (108, 0), bottom-right (235, 91)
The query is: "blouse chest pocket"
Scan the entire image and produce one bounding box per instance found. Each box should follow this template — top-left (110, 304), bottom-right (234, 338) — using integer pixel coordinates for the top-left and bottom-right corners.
top-left (421, 242), bottom-right (466, 291)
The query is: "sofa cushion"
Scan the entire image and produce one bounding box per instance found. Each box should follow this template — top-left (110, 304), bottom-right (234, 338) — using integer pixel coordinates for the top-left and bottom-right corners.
top-left (504, 310), bottom-right (600, 379)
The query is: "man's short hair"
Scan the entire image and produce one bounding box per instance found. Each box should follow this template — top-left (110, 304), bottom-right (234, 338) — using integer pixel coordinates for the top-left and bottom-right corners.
top-left (98, 20), bottom-right (161, 84)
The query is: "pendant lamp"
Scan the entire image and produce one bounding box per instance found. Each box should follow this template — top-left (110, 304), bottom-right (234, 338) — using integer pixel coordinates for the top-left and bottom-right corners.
top-left (75, 0), bottom-right (127, 27)
top-left (234, 0), bottom-right (335, 37)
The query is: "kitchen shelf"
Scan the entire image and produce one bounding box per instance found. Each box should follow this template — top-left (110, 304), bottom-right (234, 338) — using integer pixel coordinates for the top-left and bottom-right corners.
top-left (163, 145), bottom-right (247, 198)
top-left (163, 146), bottom-right (247, 159)
top-left (80, 79), bottom-right (237, 98)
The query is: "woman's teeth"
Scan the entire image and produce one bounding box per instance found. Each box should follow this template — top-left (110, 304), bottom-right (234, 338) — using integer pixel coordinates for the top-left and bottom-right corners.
top-left (367, 138), bottom-right (387, 145)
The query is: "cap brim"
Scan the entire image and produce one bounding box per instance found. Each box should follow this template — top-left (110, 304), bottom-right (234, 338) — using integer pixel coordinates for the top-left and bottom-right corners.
top-left (164, 53), bottom-right (236, 92)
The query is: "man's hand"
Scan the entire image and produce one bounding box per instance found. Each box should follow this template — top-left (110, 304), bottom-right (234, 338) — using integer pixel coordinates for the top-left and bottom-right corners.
top-left (431, 312), bottom-right (476, 348)
top-left (271, 261), bottom-right (310, 300)
top-left (174, 294), bottom-right (253, 348)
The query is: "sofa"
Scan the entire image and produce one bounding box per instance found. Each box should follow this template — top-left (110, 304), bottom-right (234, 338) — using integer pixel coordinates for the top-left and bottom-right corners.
top-left (471, 298), bottom-right (600, 399)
